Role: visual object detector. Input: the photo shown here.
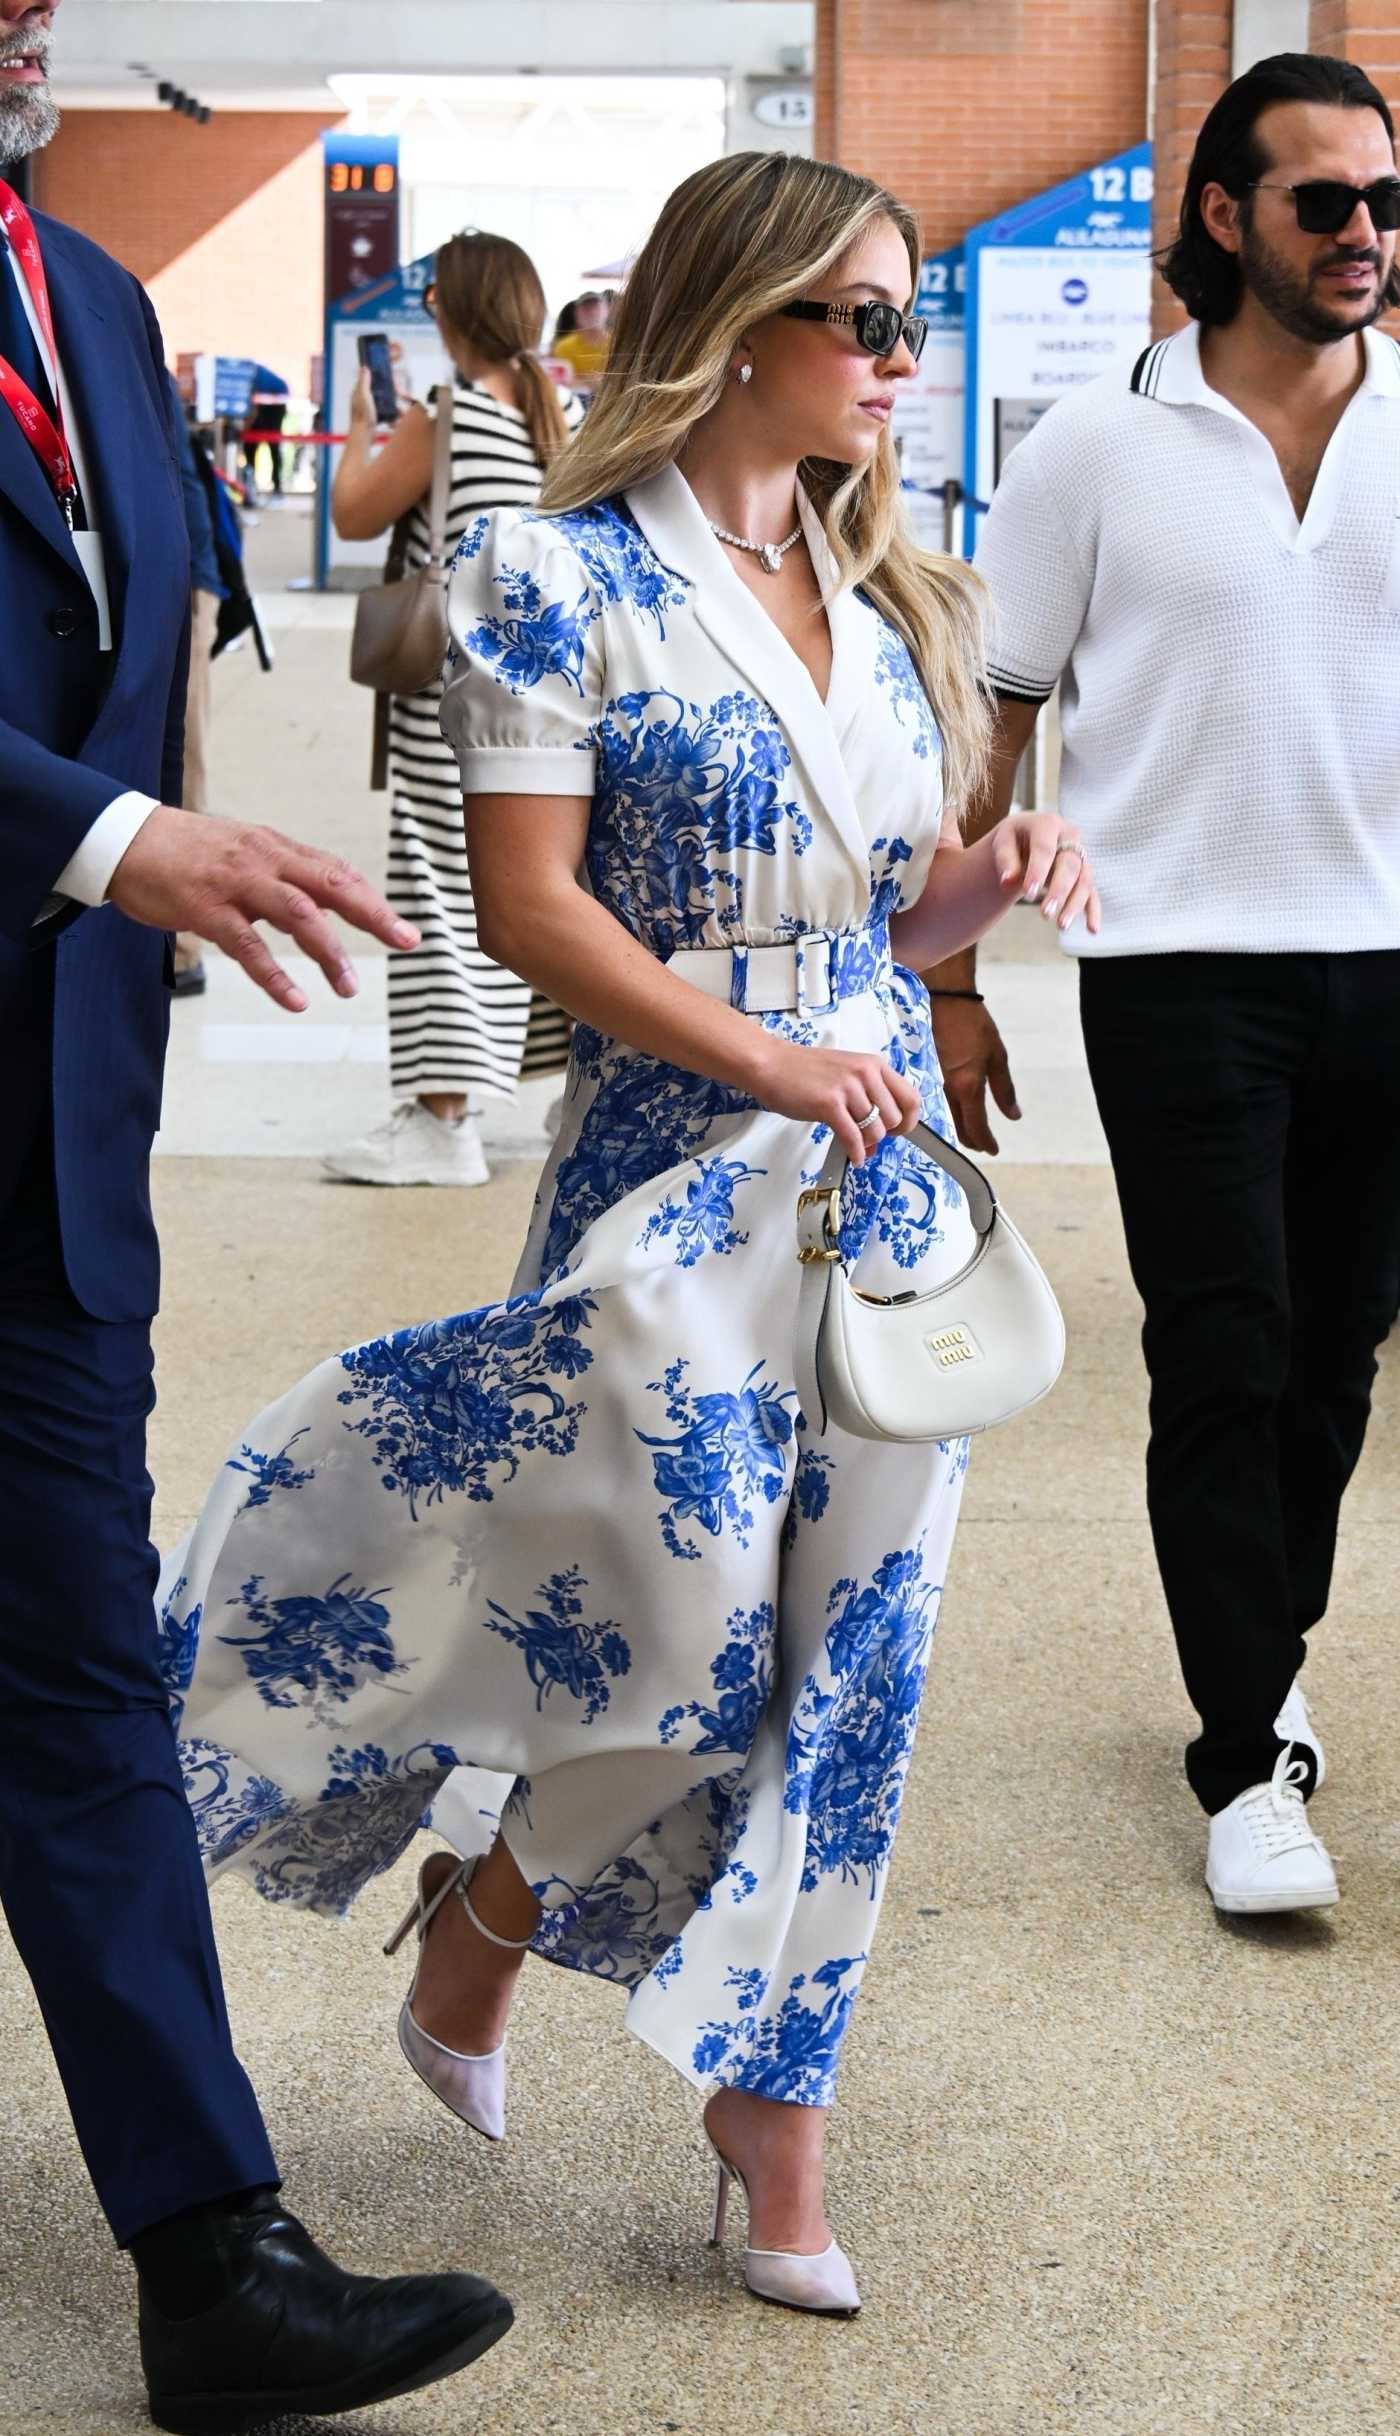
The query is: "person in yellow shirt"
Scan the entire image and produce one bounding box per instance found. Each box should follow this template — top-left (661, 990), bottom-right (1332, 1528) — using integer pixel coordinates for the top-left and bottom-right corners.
top-left (551, 291), bottom-right (611, 394)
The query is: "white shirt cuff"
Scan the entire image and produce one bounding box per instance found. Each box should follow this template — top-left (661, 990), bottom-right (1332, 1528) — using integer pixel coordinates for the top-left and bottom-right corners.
top-left (53, 792), bottom-right (160, 906)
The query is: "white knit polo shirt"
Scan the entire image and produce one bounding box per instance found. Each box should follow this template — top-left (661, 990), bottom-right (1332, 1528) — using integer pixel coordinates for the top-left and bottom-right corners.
top-left (973, 322), bottom-right (1400, 957)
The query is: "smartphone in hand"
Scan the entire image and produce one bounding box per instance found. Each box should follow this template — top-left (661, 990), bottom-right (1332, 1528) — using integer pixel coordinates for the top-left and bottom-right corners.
top-left (356, 332), bottom-right (400, 425)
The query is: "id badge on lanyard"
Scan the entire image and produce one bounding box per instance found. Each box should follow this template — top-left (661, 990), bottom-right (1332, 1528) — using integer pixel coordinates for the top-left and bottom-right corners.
top-left (0, 181), bottom-right (111, 647)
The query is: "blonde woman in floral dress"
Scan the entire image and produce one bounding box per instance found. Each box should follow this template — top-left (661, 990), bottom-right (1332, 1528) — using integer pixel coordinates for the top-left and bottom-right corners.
top-left (160, 153), bottom-right (1097, 2315)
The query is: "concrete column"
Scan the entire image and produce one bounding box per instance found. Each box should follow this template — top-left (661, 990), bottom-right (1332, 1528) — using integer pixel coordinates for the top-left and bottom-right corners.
top-left (1151, 0), bottom-right (1235, 332)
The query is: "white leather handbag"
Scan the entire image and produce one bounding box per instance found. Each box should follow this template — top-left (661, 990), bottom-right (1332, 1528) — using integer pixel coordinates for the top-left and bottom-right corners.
top-left (793, 1121), bottom-right (1065, 1443)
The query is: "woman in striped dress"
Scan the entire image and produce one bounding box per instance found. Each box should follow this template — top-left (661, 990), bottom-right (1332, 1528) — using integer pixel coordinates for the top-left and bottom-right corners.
top-left (328, 232), bottom-right (582, 1185)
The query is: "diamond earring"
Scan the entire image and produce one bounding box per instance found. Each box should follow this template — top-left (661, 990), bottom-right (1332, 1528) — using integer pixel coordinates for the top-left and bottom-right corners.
top-left (737, 361), bottom-right (753, 385)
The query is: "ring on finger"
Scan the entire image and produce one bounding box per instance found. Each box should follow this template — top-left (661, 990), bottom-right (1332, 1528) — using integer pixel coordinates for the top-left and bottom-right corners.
top-left (856, 1105), bottom-right (882, 1132)
top-left (1053, 839), bottom-right (1084, 863)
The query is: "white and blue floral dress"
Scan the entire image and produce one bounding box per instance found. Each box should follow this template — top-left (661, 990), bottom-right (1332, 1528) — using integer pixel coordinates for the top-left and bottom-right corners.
top-left (159, 465), bottom-right (974, 2109)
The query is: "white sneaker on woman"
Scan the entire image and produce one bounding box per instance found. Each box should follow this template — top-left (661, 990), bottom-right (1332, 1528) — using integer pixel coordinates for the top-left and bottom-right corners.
top-left (322, 1103), bottom-right (490, 1187)
top-left (1205, 1747), bottom-right (1338, 1915)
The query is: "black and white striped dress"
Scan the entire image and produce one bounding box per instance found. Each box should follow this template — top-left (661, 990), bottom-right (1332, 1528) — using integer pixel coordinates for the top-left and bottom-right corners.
top-left (385, 379), bottom-right (582, 1101)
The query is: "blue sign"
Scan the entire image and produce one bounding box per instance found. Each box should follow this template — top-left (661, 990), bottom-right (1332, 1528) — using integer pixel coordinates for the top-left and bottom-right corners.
top-left (893, 243), bottom-right (967, 546)
top-left (915, 242), bottom-right (966, 334)
top-left (962, 142), bottom-right (1153, 553)
top-left (213, 357), bottom-right (258, 421)
top-left (318, 250), bottom-right (447, 588)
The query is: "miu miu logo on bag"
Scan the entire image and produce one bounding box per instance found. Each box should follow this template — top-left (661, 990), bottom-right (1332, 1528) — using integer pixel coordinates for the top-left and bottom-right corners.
top-left (926, 1325), bottom-right (981, 1370)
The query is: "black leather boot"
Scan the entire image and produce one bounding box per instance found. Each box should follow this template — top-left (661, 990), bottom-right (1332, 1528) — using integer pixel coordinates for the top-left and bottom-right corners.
top-left (137, 2191), bottom-right (513, 2434)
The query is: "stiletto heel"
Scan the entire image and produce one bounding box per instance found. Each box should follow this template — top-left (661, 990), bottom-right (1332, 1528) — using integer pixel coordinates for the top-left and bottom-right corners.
top-left (709, 2157), bottom-right (732, 2248)
top-left (703, 2134), bottom-right (860, 2318)
top-left (391, 1853), bottom-right (533, 2143)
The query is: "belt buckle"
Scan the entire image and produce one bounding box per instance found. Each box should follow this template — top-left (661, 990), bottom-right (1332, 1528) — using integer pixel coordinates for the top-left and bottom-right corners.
top-left (794, 933), bottom-right (833, 1017)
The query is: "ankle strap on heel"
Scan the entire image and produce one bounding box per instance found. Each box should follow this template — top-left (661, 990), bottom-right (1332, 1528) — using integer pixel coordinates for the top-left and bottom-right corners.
top-left (458, 1873), bottom-right (535, 1951)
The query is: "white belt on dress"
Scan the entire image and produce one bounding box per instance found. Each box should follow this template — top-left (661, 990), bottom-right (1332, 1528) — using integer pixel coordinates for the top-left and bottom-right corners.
top-left (665, 930), bottom-right (876, 1017)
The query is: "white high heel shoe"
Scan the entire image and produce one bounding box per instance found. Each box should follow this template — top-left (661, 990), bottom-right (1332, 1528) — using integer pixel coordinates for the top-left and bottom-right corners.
top-left (706, 2136), bottom-right (861, 2317)
top-left (383, 1852), bottom-right (532, 2141)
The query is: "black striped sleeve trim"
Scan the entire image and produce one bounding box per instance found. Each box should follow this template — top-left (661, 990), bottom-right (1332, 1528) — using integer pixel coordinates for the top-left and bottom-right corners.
top-left (986, 664), bottom-right (1055, 706)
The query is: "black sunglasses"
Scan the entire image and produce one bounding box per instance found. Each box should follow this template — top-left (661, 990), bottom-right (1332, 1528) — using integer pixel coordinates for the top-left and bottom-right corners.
top-left (1247, 176), bottom-right (1400, 234)
top-left (779, 298), bottom-right (928, 363)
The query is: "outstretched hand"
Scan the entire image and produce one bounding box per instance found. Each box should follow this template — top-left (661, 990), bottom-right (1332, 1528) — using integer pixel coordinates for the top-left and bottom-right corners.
top-left (108, 806), bottom-right (420, 1011)
top-left (990, 811), bottom-right (1101, 937)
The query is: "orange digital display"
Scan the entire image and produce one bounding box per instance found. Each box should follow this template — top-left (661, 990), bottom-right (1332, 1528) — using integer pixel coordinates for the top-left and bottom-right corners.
top-left (328, 161), bottom-right (397, 195)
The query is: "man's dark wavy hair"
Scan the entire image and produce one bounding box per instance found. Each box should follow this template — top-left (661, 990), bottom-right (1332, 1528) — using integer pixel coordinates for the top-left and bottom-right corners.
top-left (1161, 50), bottom-right (1400, 325)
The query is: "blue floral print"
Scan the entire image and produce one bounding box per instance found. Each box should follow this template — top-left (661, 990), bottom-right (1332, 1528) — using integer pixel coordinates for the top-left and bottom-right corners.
top-left (482, 1564), bottom-right (631, 1725)
top-left (156, 1575), bottom-right (202, 1734)
top-left (226, 1428), bottom-right (315, 1515)
top-left (874, 625), bottom-right (942, 760)
top-left (337, 1293), bottom-right (597, 1516)
top-left (785, 1547), bottom-right (941, 1892)
top-left (547, 499), bottom-right (690, 637)
top-left (219, 1573), bottom-right (407, 1725)
top-left (694, 1954), bottom-right (866, 2107)
top-left (252, 1740), bottom-right (461, 1914)
top-left (541, 1044), bottom-right (748, 1277)
top-left (659, 1599), bottom-right (775, 1756)
top-left (638, 1156), bottom-right (767, 1266)
top-left (638, 1358), bottom-right (796, 1561)
top-left (180, 1739), bottom-right (294, 1872)
top-left (588, 688), bottom-right (812, 956)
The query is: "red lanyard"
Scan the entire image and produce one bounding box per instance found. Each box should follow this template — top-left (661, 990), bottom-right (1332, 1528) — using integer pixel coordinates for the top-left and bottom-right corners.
top-left (0, 179), bottom-right (78, 527)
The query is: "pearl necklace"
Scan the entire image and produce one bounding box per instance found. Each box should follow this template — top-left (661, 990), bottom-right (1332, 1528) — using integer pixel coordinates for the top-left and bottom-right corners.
top-left (705, 518), bottom-right (802, 576)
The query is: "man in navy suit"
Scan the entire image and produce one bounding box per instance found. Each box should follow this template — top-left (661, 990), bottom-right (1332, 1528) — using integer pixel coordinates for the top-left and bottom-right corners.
top-left (0, 9), bottom-right (513, 2428)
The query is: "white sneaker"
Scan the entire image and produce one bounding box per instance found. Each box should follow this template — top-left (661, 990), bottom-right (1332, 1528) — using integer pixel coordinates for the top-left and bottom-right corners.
top-left (1275, 1677), bottom-right (1325, 1787)
top-left (1205, 1747), bottom-right (1338, 1915)
top-left (322, 1103), bottom-right (490, 1188)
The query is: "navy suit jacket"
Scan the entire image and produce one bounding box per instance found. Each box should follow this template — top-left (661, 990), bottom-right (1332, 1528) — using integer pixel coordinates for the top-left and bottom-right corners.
top-left (0, 211), bottom-right (189, 1323)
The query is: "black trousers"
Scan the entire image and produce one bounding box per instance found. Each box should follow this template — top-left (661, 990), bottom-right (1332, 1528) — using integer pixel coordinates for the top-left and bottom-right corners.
top-left (0, 1119), bottom-right (278, 2244)
top-left (1079, 951), bottom-right (1400, 1815)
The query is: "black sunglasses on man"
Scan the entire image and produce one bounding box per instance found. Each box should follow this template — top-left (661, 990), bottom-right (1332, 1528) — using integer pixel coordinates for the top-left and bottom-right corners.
top-left (1245, 175), bottom-right (1400, 234)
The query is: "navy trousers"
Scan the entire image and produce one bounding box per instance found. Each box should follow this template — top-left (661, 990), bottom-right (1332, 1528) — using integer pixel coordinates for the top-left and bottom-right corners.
top-left (0, 1066), bottom-right (278, 2244)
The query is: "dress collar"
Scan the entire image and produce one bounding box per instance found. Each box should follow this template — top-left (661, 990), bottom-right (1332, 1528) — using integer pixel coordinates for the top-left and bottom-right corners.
top-left (623, 461), bottom-right (871, 885)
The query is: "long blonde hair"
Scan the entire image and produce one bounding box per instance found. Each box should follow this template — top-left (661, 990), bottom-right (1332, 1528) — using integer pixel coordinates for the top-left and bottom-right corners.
top-left (434, 229), bottom-right (571, 473)
top-left (539, 153), bottom-right (990, 815)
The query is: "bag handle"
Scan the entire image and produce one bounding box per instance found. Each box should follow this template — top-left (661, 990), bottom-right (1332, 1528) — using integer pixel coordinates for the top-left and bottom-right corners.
top-left (792, 1120), bottom-right (998, 1438)
top-left (423, 382), bottom-right (454, 571)
top-left (796, 1119), bottom-right (996, 1269)
top-left (378, 386), bottom-right (453, 588)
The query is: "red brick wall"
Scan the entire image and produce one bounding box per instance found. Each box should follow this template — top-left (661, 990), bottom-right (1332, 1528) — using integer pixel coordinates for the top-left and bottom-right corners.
top-left (33, 110), bottom-right (344, 393)
top-left (814, 0), bottom-right (1150, 255)
top-left (1310, 1), bottom-right (1400, 93)
top-left (1150, 0), bottom-right (1234, 334)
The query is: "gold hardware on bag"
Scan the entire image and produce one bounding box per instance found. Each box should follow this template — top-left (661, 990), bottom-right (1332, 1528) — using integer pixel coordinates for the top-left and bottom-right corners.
top-left (796, 1186), bottom-right (842, 1264)
top-left (926, 1325), bottom-right (979, 1370)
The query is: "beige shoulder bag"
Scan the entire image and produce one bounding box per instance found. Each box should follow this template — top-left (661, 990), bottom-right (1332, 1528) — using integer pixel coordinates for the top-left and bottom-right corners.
top-left (350, 384), bottom-right (455, 785)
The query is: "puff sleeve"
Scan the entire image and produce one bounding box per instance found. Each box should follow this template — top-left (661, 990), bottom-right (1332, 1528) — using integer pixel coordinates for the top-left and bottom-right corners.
top-left (439, 508), bottom-right (605, 797)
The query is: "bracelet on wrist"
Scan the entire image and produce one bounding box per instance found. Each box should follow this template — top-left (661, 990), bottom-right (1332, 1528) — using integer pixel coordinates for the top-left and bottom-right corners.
top-left (928, 987), bottom-right (985, 1003)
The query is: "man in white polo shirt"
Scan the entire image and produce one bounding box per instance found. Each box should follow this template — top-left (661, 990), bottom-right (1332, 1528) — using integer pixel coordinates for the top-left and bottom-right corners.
top-left (930, 50), bottom-right (1400, 1915)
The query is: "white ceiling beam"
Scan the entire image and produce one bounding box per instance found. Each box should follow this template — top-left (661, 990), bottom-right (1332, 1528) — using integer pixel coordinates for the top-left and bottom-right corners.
top-left (53, 1), bottom-right (813, 104)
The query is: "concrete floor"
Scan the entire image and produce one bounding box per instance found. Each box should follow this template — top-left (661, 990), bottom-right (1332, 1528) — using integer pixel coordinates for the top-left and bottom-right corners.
top-left (2, 503), bottom-right (1398, 2436)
